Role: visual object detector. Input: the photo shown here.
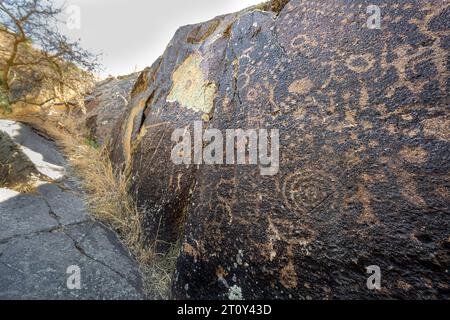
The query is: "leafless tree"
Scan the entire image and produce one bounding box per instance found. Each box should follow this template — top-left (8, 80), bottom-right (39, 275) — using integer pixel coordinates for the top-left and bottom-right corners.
top-left (0, 0), bottom-right (100, 111)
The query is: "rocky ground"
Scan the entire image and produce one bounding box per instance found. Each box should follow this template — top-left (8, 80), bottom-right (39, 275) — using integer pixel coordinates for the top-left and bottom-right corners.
top-left (0, 120), bottom-right (144, 299)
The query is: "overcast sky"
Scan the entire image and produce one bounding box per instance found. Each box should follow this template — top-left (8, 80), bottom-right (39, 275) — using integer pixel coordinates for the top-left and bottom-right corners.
top-left (58, 0), bottom-right (262, 78)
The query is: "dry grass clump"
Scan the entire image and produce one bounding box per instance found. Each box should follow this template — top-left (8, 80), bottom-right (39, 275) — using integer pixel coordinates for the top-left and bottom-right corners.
top-left (257, 0), bottom-right (290, 14)
top-left (7, 114), bottom-right (178, 299)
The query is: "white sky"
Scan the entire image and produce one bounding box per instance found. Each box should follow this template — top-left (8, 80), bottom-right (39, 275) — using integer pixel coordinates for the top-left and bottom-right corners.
top-left (58, 0), bottom-right (263, 78)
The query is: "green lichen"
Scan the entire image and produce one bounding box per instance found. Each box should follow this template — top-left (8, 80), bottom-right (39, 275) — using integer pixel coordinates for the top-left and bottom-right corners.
top-left (228, 285), bottom-right (243, 300)
top-left (167, 53), bottom-right (217, 114)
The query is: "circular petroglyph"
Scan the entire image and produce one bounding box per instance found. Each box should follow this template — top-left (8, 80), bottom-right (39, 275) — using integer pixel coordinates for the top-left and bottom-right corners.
top-left (237, 73), bottom-right (250, 89)
top-left (291, 34), bottom-right (318, 49)
top-left (346, 53), bottom-right (375, 73)
top-left (247, 88), bottom-right (258, 102)
top-left (282, 170), bottom-right (336, 214)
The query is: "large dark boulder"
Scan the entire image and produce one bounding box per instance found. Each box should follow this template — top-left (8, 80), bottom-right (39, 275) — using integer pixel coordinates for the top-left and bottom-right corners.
top-left (109, 0), bottom-right (450, 299)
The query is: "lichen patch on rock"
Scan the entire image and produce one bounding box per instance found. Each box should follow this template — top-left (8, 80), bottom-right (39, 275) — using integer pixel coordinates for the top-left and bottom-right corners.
top-left (167, 53), bottom-right (217, 114)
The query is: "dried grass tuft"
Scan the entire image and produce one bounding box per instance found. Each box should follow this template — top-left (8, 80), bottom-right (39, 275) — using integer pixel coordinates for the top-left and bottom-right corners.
top-left (256, 0), bottom-right (290, 14)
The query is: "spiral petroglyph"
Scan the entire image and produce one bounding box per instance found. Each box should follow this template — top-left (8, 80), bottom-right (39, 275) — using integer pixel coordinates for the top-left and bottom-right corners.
top-left (282, 169), bottom-right (337, 215)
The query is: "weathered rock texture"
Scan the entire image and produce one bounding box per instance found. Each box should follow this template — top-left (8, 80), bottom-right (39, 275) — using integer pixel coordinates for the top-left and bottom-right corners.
top-left (109, 0), bottom-right (450, 299)
top-left (0, 130), bottom-right (40, 189)
top-left (84, 73), bottom-right (140, 145)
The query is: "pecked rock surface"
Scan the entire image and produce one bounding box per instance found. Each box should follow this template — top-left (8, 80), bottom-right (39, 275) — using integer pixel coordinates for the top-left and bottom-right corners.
top-left (109, 0), bottom-right (450, 299)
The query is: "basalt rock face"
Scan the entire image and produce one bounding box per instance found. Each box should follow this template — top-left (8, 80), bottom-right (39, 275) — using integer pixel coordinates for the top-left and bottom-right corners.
top-left (109, 12), bottom-right (241, 242)
top-left (109, 0), bottom-right (450, 299)
top-left (84, 73), bottom-right (140, 145)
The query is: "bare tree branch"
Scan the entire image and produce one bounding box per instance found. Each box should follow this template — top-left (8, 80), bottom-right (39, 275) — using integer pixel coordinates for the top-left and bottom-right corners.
top-left (0, 0), bottom-right (101, 112)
